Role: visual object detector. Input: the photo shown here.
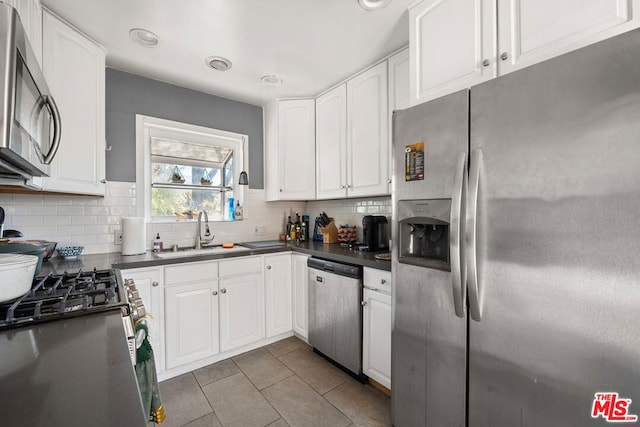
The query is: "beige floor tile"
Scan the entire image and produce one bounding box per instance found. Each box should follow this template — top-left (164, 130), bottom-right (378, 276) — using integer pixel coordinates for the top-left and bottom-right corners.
top-left (267, 418), bottom-right (291, 427)
top-left (182, 412), bottom-right (223, 427)
top-left (265, 336), bottom-right (311, 357)
top-left (193, 358), bottom-right (241, 387)
top-left (233, 347), bottom-right (295, 390)
top-left (201, 372), bottom-right (279, 427)
top-left (158, 373), bottom-right (213, 427)
top-left (324, 380), bottom-right (392, 427)
top-left (278, 348), bottom-right (351, 394)
top-left (262, 376), bottom-right (352, 427)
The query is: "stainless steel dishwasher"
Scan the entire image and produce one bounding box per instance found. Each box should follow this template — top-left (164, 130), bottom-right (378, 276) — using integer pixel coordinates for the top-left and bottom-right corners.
top-left (307, 257), bottom-right (363, 378)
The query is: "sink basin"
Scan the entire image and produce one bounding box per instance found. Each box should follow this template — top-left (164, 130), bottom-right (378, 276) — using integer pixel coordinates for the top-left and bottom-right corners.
top-left (155, 245), bottom-right (251, 259)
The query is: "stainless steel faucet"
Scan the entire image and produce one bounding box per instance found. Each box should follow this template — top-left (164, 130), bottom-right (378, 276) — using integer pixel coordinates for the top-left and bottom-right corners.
top-left (195, 210), bottom-right (215, 249)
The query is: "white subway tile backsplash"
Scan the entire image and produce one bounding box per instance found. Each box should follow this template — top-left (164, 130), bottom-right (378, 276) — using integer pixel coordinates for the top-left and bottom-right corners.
top-left (0, 183), bottom-right (391, 255)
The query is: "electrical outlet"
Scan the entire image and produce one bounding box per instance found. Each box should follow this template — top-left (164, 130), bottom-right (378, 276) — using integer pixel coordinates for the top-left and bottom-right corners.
top-left (254, 225), bottom-right (266, 235)
top-left (114, 229), bottom-right (123, 244)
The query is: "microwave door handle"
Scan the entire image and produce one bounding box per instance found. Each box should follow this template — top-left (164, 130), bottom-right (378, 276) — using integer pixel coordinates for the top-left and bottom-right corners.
top-left (41, 95), bottom-right (61, 165)
top-left (450, 152), bottom-right (467, 318)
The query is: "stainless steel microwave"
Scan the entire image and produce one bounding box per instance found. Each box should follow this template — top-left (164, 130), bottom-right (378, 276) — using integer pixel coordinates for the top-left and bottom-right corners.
top-left (0, 3), bottom-right (61, 183)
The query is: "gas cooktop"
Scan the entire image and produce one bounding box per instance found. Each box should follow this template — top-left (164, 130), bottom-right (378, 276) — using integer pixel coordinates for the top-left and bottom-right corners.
top-left (0, 269), bottom-right (127, 330)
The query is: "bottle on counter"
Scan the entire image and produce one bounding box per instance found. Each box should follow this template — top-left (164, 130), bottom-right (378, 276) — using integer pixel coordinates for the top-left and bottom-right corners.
top-left (153, 233), bottom-right (163, 253)
top-left (286, 216), bottom-right (292, 240)
top-left (290, 213), bottom-right (298, 241)
top-left (234, 201), bottom-right (243, 220)
top-left (228, 197), bottom-right (235, 221)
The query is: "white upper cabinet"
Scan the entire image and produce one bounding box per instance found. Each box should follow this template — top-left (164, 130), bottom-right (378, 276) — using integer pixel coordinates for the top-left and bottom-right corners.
top-left (497, 0), bottom-right (640, 75)
top-left (410, 0), bottom-right (640, 105)
top-left (41, 9), bottom-right (106, 195)
top-left (265, 99), bottom-right (315, 201)
top-left (388, 47), bottom-right (410, 191)
top-left (316, 62), bottom-right (390, 199)
top-left (347, 61), bottom-right (389, 198)
top-left (315, 84), bottom-right (347, 199)
top-left (410, 0), bottom-right (496, 105)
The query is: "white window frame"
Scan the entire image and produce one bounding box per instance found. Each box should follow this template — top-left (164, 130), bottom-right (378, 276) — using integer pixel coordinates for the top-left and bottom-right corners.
top-left (135, 114), bottom-right (246, 222)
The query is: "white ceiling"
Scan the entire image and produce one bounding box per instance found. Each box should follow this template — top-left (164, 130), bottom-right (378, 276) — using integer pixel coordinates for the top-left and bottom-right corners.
top-left (41, 0), bottom-right (413, 106)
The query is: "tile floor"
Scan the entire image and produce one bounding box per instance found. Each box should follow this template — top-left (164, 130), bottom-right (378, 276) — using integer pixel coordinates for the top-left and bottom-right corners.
top-left (157, 336), bottom-right (391, 427)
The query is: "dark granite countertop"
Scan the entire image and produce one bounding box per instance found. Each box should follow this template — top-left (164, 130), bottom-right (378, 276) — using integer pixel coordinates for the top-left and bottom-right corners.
top-left (39, 241), bottom-right (391, 275)
top-left (0, 311), bottom-right (147, 427)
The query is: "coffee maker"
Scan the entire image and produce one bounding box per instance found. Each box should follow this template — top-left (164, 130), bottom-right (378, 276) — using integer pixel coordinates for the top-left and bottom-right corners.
top-left (362, 215), bottom-right (388, 251)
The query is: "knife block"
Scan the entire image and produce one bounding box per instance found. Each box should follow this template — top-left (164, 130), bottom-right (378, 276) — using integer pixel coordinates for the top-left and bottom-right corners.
top-left (320, 221), bottom-right (339, 244)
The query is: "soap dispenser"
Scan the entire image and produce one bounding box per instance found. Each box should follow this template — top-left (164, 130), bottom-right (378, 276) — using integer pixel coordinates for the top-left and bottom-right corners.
top-left (153, 233), bottom-right (163, 253)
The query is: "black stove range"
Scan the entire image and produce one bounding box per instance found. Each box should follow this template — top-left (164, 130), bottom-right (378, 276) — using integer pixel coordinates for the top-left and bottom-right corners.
top-left (0, 269), bottom-right (128, 330)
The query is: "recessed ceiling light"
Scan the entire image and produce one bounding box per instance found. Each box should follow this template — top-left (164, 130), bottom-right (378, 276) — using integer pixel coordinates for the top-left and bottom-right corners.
top-left (358, 0), bottom-right (391, 11)
top-left (129, 28), bottom-right (160, 47)
top-left (205, 56), bottom-right (232, 71)
top-left (260, 75), bottom-right (283, 87)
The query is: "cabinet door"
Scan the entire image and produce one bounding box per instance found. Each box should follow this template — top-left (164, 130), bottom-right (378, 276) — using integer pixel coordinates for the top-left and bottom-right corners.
top-left (388, 47), bottom-right (410, 193)
top-left (119, 267), bottom-right (165, 373)
top-left (315, 84), bottom-right (347, 199)
top-left (278, 99), bottom-right (316, 200)
top-left (219, 273), bottom-right (264, 352)
top-left (291, 254), bottom-right (309, 339)
top-left (346, 61), bottom-right (389, 197)
top-left (410, 0), bottom-right (496, 105)
top-left (362, 288), bottom-right (392, 389)
top-left (165, 280), bottom-right (219, 369)
top-left (497, 0), bottom-right (640, 75)
top-left (42, 10), bottom-right (106, 195)
top-left (264, 254), bottom-right (292, 337)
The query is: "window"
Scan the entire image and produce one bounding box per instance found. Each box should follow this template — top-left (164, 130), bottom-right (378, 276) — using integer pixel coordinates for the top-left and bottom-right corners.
top-left (136, 115), bottom-right (246, 222)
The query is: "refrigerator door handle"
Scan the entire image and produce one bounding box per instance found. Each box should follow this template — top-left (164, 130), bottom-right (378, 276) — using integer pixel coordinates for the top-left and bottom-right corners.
top-left (467, 148), bottom-right (483, 321)
top-left (450, 152), bottom-right (467, 318)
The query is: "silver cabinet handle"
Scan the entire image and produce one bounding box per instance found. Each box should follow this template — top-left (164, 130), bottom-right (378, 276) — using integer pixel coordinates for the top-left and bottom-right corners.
top-left (279, 189), bottom-right (283, 192)
top-left (100, 179), bottom-right (107, 184)
top-left (450, 152), bottom-right (467, 318)
top-left (387, 179), bottom-right (392, 184)
top-left (500, 52), bottom-right (509, 61)
top-left (340, 184), bottom-right (346, 189)
top-left (467, 149), bottom-right (483, 321)
top-left (380, 279), bottom-right (386, 284)
top-left (152, 281), bottom-right (159, 287)
top-left (361, 301), bottom-right (367, 306)
top-left (482, 59), bottom-right (490, 67)
top-left (212, 290), bottom-right (218, 296)
top-left (267, 265), bottom-right (271, 270)
top-left (221, 288), bottom-right (227, 294)
top-left (345, 184), bottom-right (351, 189)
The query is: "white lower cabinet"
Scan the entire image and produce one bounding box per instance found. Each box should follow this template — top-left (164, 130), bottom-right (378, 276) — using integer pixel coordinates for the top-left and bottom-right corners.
top-left (165, 280), bottom-right (219, 369)
top-left (291, 253), bottom-right (309, 339)
top-left (362, 268), bottom-right (392, 389)
top-left (219, 272), bottom-right (264, 352)
top-left (164, 261), bottom-right (219, 370)
top-left (264, 253), bottom-right (292, 337)
top-left (119, 267), bottom-right (165, 374)
top-left (219, 256), bottom-right (265, 352)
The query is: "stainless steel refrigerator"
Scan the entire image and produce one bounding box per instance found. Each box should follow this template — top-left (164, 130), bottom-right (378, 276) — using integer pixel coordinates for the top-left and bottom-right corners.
top-left (391, 28), bottom-right (640, 427)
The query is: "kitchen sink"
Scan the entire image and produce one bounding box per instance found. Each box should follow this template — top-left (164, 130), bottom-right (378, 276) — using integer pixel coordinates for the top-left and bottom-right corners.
top-left (155, 244), bottom-right (251, 259)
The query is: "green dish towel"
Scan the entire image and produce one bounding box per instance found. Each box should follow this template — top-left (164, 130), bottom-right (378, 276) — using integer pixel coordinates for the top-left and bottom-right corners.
top-left (135, 321), bottom-right (166, 424)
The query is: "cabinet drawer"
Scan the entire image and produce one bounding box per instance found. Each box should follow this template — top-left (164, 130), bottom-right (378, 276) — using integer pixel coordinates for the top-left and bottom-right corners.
top-left (165, 261), bottom-right (218, 284)
top-left (363, 267), bottom-right (391, 294)
top-left (219, 256), bottom-right (262, 277)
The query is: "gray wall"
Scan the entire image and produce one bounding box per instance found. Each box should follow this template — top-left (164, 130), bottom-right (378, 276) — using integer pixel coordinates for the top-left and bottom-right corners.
top-left (105, 69), bottom-right (264, 188)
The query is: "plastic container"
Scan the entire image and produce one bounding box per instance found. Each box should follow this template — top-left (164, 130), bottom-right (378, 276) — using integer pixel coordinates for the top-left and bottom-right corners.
top-left (228, 197), bottom-right (235, 221)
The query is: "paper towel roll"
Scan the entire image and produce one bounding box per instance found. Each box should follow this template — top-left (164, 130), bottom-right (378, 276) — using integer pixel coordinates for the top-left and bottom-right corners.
top-left (122, 217), bottom-right (146, 255)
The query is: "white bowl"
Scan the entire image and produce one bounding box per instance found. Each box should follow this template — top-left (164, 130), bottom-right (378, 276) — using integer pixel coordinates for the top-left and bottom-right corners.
top-left (0, 254), bottom-right (38, 303)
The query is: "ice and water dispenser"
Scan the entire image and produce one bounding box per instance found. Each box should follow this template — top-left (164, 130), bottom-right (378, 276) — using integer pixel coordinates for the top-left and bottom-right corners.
top-left (398, 199), bottom-right (451, 271)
